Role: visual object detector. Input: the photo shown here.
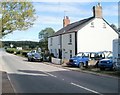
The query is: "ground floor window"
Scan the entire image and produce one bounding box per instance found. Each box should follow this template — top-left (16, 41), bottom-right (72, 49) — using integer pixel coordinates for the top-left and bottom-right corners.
top-left (55, 49), bottom-right (57, 57)
top-left (50, 49), bottom-right (52, 53)
top-left (70, 50), bottom-right (72, 58)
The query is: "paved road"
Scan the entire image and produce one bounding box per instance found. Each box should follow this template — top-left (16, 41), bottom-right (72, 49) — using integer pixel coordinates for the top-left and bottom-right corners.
top-left (1, 49), bottom-right (119, 94)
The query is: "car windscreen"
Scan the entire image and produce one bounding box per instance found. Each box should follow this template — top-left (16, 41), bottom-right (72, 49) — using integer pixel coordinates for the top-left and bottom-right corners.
top-left (76, 53), bottom-right (89, 57)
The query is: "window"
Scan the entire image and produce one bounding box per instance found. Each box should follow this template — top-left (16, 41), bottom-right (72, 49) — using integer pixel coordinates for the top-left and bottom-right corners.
top-left (58, 35), bottom-right (62, 45)
top-left (50, 38), bottom-right (53, 46)
top-left (91, 22), bottom-right (94, 27)
top-left (68, 34), bottom-right (72, 45)
top-left (51, 49), bottom-right (52, 53)
top-left (70, 50), bottom-right (72, 58)
top-left (55, 49), bottom-right (57, 57)
top-left (103, 23), bottom-right (106, 28)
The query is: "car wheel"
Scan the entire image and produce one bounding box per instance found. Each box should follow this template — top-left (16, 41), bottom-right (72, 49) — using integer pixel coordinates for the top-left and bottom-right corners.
top-left (28, 58), bottom-right (30, 62)
top-left (100, 67), bottom-right (105, 71)
top-left (79, 62), bottom-right (84, 69)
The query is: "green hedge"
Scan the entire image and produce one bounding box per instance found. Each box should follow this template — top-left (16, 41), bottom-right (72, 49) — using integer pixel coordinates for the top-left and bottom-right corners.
top-left (6, 48), bottom-right (29, 57)
top-left (6, 48), bottom-right (16, 54)
top-left (20, 51), bottom-right (28, 57)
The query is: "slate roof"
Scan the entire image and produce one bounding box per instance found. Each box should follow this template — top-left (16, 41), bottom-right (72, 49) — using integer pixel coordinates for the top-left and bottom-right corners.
top-left (50, 16), bottom-right (94, 37)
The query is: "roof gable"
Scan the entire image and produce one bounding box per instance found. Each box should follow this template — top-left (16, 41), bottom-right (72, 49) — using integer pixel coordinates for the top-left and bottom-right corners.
top-left (102, 18), bottom-right (119, 35)
top-left (50, 16), bottom-right (94, 37)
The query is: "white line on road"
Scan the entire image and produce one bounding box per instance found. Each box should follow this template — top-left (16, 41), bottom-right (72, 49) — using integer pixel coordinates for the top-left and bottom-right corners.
top-left (71, 82), bottom-right (103, 95)
top-left (7, 75), bottom-right (16, 93)
top-left (24, 63), bottom-right (57, 78)
top-left (45, 72), bottom-right (57, 78)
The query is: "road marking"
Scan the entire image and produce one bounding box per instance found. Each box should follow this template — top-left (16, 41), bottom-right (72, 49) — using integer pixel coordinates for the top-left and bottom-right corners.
top-left (71, 82), bottom-right (103, 95)
top-left (23, 64), bottom-right (57, 78)
top-left (45, 72), bottom-right (57, 78)
top-left (7, 75), bottom-right (17, 93)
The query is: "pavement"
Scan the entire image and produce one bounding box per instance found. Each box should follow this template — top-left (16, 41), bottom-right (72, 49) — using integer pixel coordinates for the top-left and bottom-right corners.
top-left (44, 62), bottom-right (119, 79)
top-left (1, 71), bottom-right (14, 93)
top-left (0, 51), bottom-right (15, 94)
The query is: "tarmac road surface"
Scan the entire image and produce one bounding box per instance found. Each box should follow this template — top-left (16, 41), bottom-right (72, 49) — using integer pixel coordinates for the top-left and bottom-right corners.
top-left (1, 49), bottom-right (119, 94)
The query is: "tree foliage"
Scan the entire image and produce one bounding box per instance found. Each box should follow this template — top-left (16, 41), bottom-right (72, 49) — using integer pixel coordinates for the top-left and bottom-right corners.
top-left (3, 41), bottom-right (39, 50)
top-left (39, 27), bottom-right (55, 50)
top-left (1, 2), bottom-right (36, 37)
top-left (39, 27), bottom-right (55, 41)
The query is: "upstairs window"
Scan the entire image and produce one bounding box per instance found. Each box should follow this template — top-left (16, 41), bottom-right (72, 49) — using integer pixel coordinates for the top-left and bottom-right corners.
top-left (58, 35), bottom-right (62, 45)
top-left (68, 34), bottom-right (72, 45)
top-left (91, 22), bottom-right (94, 27)
top-left (103, 23), bottom-right (106, 28)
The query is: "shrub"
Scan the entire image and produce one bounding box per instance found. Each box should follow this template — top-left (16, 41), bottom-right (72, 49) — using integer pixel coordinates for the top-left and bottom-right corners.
top-left (14, 50), bottom-right (21, 55)
top-left (6, 48), bottom-right (16, 54)
top-left (21, 51), bottom-right (29, 57)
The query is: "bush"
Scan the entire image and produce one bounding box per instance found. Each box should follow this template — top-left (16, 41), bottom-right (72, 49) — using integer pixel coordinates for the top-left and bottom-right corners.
top-left (14, 50), bottom-right (21, 55)
top-left (21, 51), bottom-right (29, 57)
top-left (6, 48), bottom-right (16, 54)
top-left (6, 48), bottom-right (30, 57)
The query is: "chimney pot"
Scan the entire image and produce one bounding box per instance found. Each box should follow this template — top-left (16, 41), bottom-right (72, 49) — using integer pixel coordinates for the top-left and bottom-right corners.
top-left (63, 16), bottom-right (70, 27)
top-left (93, 3), bottom-right (102, 18)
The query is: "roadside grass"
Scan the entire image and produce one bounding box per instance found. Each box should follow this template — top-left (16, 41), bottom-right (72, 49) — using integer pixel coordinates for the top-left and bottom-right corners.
top-left (85, 67), bottom-right (120, 77)
top-left (62, 64), bottom-right (120, 78)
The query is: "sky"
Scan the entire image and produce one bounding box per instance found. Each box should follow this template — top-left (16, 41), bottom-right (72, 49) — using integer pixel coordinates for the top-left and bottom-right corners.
top-left (2, 1), bottom-right (119, 42)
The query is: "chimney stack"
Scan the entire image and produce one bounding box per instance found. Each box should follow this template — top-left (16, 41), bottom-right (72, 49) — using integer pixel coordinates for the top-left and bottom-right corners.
top-left (63, 16), bottom-right (70, 27)
top-left (93, 3), bottom-right (102, 18)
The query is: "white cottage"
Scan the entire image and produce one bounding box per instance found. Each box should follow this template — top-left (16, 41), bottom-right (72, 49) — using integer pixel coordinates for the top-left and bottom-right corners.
top-left (48, 3), bottom-right (118, 60)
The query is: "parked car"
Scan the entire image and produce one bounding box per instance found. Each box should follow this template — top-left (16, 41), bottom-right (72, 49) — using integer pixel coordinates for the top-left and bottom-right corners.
top-left (66, 52), bottom-right (106, 69)
top-left (66, 52), bottom-right (90, 69)
top-left (98, 52), bottom-right (113, 70)
top-left (27, 50), bottom-right (43, 62)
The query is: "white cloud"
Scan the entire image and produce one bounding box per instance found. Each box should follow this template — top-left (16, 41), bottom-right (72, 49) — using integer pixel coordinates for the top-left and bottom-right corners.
top-left (34, 15), bottom-right (62, 25)
top-left (103, 5), bottom-right (118, 16)
top-left (34, 3), bottom-right (80, 13)
top-left (34, 3), bottom-right (92, 18)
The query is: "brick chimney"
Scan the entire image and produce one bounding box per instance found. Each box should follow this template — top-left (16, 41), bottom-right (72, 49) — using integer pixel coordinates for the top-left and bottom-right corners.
top-left (63, 16), bottom-right (70, 27)
top-left (93, 3), bottom-right (102, 18)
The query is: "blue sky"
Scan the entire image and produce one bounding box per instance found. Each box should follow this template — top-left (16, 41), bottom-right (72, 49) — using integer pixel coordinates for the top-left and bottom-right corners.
top-left (2, 1), bottom-right (119, 42)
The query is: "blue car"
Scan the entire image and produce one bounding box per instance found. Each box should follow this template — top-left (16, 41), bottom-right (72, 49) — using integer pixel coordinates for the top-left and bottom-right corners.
top-left (66, 52), bottom-right (89, 69)
top-left (98, 57), bottom-right (113, 70)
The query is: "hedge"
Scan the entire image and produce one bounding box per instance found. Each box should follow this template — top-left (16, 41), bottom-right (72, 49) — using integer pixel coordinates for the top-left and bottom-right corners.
top-left (6, 48), bottom-right (29, 57)
top-left (6, 48), bottom-right (16, 54)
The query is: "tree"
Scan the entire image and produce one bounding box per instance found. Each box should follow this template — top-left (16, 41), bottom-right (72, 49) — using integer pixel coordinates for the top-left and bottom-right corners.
top-left (1, 2), bottom-right (36, 37)
top-left (39, 27), bottom-right (55, 51)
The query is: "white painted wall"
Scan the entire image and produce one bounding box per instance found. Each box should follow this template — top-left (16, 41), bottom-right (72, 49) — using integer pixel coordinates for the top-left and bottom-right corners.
top-left (62, 33), bottom-right (75, 59)
top-left (48, 36), bottom-right (60, 57)
top-left (77, 18), bottom-right (118, 53)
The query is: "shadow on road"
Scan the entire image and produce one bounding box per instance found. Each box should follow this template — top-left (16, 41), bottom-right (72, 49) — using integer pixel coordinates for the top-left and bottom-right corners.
top-left (4, 69), bottom-right (117, 94)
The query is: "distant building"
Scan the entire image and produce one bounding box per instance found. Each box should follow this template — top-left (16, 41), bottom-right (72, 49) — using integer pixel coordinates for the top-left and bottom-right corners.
top-left (48, 3), bottom-right (118, 60)
top-left (16, 47), bottom-right (22, 50)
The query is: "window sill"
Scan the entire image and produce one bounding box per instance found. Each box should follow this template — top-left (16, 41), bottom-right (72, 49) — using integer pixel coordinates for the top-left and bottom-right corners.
top-left (68, 43), bottom-right (72, 45)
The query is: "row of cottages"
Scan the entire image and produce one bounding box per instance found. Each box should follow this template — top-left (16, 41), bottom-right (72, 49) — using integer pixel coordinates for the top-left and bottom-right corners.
top-left (48, 3), bottom-right (118, 60)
